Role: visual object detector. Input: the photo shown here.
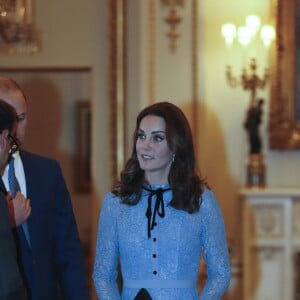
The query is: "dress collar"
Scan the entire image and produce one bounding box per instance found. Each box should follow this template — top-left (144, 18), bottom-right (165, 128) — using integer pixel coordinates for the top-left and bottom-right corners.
top-left (142, 183), bottom-right (170, 190)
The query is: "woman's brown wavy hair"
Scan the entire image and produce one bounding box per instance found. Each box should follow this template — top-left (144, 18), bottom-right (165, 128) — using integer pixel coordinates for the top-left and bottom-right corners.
top-left (112, 101), bottom-right (207, 213)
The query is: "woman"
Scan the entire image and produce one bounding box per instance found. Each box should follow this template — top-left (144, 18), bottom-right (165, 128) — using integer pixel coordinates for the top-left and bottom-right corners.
top-left (93, 102), bottom-right (231, 299)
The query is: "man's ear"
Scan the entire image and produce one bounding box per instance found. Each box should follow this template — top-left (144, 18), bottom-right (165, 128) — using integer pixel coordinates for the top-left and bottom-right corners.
top-left (0, 129), bottom-right (9, 146)
top-left (0, 128), bottom-right (9, 137)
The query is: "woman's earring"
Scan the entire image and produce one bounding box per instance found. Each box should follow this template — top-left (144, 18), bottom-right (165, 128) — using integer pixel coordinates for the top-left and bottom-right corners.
top-left (172, 154), bottom-right (175, 162)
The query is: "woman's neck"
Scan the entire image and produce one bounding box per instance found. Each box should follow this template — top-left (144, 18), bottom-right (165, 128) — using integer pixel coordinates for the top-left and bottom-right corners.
top-left (144, 174), bottom-right (169, 186)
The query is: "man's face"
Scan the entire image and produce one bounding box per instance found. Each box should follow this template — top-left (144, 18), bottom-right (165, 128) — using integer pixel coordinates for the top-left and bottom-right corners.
top-left (0, 125), bottom-right (17, 170)
top-left (0, 130), bottom-right (11, 168)
top-left (0, 90), bottom-right (27, 145)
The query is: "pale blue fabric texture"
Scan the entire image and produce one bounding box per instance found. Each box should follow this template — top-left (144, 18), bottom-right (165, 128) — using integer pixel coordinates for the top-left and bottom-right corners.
top-left (93, 187), bottom-right (231, 300)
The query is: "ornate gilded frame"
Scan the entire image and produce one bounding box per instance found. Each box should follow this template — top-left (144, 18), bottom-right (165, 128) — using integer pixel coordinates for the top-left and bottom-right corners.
top-left (269, 0), bottom-right (300, 149)
top-left (109, 0), bottom-right (126, 185)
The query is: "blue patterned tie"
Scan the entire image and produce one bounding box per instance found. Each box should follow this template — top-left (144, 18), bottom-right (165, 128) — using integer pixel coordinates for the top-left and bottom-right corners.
top-left (8, 157), bottom-right (31, 247)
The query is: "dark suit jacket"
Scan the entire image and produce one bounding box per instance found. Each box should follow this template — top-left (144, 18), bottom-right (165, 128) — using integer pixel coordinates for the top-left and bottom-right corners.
top-left (0, 185), bottom-right (27, 300)
top-left (16, 150), bottom-right (89, 300)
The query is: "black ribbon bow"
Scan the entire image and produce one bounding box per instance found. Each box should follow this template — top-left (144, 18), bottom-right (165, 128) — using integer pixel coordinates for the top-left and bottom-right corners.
top-left (134, 288), bottom-right (152, 300)
top-left (143, 186), bottom-right (170, 239)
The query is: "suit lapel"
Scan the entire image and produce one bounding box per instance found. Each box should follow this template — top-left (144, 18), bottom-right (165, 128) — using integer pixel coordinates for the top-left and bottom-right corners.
top-left (18, 151), bottom-right (34, 248)
top-left (0, 178), bottom-right (6, 194)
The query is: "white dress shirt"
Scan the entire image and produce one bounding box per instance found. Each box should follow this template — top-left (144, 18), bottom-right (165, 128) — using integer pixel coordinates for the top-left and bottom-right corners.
top-left (2, 152), bottom-right (27, 198)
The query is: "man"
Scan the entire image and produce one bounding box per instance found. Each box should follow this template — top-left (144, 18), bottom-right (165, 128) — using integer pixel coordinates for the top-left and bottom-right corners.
top-left (0, 99), bottom-right (27, 300)
top-left (0, 77), bottom-right (89, 300)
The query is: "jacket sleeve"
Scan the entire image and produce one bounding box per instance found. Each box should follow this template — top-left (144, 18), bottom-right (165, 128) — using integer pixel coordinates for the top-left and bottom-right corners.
top-left (93, 193), bottom-right (121, 300)
top-left (198, 189), bottom-right (231, 300)
top-left (53, 161), bottom-right (89, 299)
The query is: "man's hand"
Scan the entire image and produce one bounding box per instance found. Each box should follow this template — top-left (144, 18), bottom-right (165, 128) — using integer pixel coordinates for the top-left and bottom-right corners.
top-left (7, 191), bottom-right (31, 227)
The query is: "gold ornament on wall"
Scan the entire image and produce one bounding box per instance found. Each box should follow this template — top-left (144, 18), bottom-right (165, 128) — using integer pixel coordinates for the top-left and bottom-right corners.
top-left (0, 0), bottom-right (41, 54)
top-left (161, 0), bottom-right (186, 52)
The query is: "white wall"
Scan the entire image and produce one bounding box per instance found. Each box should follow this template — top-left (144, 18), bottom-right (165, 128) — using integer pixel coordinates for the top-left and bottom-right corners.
top-left (125, 2), bottom-right (300, 298)
top-left (1, 1), bottom-right (111, 191)
top-left (2, 0), bottom-right (300, 298)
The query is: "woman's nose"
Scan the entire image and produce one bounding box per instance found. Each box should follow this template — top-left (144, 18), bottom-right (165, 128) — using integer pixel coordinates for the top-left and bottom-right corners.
top-left (141, 137), bottom-right (153, 148)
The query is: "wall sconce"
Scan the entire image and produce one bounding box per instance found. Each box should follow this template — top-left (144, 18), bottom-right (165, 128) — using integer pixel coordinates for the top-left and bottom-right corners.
top-left (221, 15), bottom-right (275, 104)
top-left (221, 15), bottom-right (276, 188)
top-left (0, 0), bottom-right (41, 55)
top-left (161, 0), bottom-right (186, 53)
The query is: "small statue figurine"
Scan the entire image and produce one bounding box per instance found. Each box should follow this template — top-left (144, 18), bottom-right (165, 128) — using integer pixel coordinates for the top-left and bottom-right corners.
top-left (243, 98), bottom-right (264, 154)
top-left (243, 98), bottom-right (265, 188)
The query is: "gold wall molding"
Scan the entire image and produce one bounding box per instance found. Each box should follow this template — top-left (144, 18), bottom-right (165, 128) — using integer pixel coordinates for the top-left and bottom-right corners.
top-left (269, 0), bottom-right (300, 149)
top-left (108, 0), bottom-right (126, 186)
top-left (148, 0), bottom-right (156, 103)
top-left (161, 0), bottom-right (186, 52)
top-left (191, 0), bottom-right (198, 148)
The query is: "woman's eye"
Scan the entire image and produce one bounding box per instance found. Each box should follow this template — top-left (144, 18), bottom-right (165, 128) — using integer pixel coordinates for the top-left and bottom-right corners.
top-left (137, 132), bottom-right (145, 140)
top-left (153, 135), bottom-right (164, 142)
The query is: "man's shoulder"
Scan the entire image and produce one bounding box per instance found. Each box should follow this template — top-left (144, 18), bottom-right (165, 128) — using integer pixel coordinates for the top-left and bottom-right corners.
top-left (20, 150), bottom-right (59, 167)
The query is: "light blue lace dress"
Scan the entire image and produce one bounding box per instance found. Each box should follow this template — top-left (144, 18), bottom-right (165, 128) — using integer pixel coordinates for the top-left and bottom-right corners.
top-left (93, 186), bottom-right (231, 300)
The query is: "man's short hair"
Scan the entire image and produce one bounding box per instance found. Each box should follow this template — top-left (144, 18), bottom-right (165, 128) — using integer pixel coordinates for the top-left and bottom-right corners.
top-left (0, 99), bottom-right (16, 134)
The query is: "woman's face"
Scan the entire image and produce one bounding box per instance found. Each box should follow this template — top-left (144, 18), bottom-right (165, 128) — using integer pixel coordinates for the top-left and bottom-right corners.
top-left (136, 115), bottom-right (173, 184)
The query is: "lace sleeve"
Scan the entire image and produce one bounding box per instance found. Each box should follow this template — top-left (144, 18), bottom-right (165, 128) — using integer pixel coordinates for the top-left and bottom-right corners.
top-left (92, 193), bottom-right (121, 300)
top-left (198, 190), bottom-right (231, 300)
